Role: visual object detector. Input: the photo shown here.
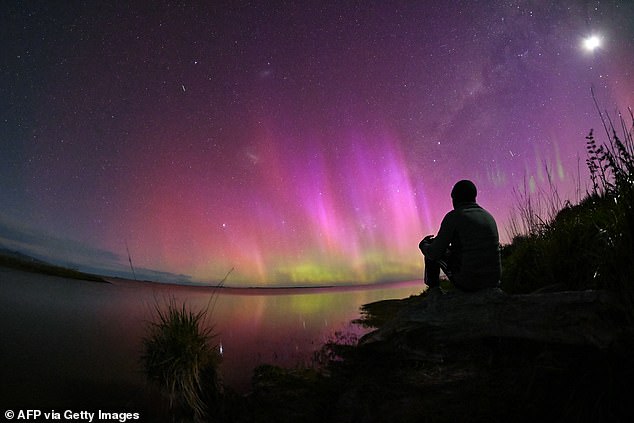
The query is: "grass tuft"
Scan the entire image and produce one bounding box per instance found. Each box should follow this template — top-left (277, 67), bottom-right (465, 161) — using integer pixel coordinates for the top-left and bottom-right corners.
top-left (141, 297), bottom-right (222, 421)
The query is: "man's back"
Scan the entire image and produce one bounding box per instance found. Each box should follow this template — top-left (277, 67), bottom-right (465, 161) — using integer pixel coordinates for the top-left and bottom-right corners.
top-left (449, 203), bottom-right (500, 288)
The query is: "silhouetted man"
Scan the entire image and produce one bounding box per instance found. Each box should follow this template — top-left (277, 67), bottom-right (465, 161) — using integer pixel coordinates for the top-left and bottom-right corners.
top-left (419, 180), bottom-right (501, 294)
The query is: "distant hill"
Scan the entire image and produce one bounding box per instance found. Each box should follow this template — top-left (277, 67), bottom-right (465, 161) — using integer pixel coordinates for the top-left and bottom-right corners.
top-left (0, 248), bottom-right (49, 265)
top-left (0, 248), bottom-right (108, 283)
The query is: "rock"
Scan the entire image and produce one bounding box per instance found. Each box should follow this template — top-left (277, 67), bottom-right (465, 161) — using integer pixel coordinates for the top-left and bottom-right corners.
top-left (360, 288), bottom-right (627, 350)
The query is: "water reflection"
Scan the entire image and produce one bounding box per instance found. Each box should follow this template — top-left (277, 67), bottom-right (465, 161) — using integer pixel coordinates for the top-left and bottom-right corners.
top-left (0, 268), bottom-right (421, 408)
top-left (108, 277), bottom-right (422, 391)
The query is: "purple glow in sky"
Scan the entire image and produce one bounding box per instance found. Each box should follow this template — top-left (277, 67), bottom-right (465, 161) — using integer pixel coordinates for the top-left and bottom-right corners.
top-left (1, 1), bottom-right (633, 285)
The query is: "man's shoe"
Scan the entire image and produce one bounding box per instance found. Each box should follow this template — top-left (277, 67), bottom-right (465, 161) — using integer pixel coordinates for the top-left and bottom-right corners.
top-left (425, 286), bottom-right (444, 300)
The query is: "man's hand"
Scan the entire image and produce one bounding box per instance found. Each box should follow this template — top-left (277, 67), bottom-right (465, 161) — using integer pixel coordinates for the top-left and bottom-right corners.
top-left (419, 235), bottom-right (435, 254)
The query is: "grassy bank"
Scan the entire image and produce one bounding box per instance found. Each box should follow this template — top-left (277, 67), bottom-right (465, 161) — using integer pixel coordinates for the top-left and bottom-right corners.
top-left (501, 108), bottom-right (634, 320)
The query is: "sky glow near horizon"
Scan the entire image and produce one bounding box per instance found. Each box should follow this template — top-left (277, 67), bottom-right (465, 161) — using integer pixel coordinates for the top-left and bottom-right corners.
top-left (1, 1), bottom-right (633, 285)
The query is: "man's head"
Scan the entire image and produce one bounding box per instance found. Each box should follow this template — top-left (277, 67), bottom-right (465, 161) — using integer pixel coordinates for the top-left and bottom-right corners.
top-left (451, 180), bottom-right (477, 207)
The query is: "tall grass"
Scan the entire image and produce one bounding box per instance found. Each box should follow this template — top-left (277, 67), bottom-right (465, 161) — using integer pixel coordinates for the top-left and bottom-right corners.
top-left (141, 298), bottom-right (223, 421)
top-left (501, 105), bottom-right (634, 315)
top-left (502, 167), bottom-right (584, 293)
top-left (584, 106), bottom-right (634, 314)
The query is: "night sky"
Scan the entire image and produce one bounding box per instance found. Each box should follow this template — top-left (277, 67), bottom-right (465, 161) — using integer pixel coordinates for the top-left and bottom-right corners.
top-left (1, 1), bottom-right (633, 286)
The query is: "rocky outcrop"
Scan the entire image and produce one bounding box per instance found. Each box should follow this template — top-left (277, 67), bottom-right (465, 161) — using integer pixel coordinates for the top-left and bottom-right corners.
top-left (360, 288), bottom-right (628, 350)
top-left (234, 289), bottom-right (634, 422)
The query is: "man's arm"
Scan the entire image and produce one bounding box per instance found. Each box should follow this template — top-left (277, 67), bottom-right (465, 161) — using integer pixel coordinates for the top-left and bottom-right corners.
top-left (421, 212), bottom-right (455, 260)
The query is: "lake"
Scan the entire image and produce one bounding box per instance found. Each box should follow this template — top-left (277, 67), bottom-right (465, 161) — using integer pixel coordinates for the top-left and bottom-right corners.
top-left (0, 267), bottom-right (421, 412)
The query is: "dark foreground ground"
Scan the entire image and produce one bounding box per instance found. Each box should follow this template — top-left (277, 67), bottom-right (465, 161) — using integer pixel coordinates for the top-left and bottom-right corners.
top-left (217, 292), bottom-right (634, 423)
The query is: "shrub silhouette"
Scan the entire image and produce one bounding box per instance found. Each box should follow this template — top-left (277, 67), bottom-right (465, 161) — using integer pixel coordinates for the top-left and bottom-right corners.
top-left (502, 104), bottom-right (634, 319)
top-left (141, 298), bottom-right (222, 421)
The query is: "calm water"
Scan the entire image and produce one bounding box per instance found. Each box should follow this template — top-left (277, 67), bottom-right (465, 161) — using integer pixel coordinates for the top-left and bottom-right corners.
top-left (0, 267), bottom-right (421, 410)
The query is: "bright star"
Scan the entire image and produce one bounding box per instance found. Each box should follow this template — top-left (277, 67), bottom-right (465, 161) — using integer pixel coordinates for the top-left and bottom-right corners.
top-left (583, 35), bottom-right (601, 52)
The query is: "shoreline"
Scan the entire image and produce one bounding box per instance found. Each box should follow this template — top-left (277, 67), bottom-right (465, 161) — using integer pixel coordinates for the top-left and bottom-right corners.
top-left (105, 275), bottom-right (421, 295)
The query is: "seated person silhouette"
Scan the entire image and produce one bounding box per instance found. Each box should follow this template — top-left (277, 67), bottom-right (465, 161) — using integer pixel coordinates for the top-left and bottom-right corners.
top-left (419, 180), bottom-right (501, 295)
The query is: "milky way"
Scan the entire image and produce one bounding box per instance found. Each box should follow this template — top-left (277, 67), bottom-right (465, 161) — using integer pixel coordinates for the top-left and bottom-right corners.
top-left (1, 1), bottom-right (633, 285)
